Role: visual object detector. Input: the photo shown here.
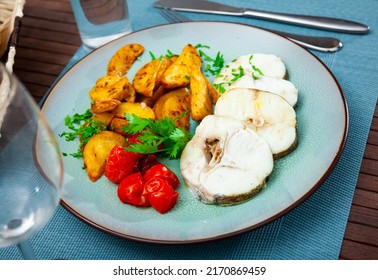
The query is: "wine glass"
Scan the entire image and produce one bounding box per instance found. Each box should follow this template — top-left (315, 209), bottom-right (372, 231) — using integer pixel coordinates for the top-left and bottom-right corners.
top-left (0, 62), bottom-right (64, 259)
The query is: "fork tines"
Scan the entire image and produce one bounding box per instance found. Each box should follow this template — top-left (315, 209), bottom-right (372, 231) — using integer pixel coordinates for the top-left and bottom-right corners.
top-left (158, 8), bottom-right (192, 23)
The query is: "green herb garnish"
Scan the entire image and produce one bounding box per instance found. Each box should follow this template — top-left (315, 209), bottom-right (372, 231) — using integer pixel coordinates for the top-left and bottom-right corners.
top-left (59, 109), bottom-right (106, 158)
top-left (248, 54), bottom-right (264, 80)
top-left (123, 112), bottom-right (192, 159)
top-left (149, 51), bottom-right (156, 60)
top-left (230, 66), bottom-right (244, 83)
top-left (195, 44), bottom-right (225, 76)
top-left (213, 83), bottom-right (227, 94)
top-left (149, 49), bottom-right (178, 61)
top-left (165, 49), bottom-right (176, 58)
top-left (213, 65), bottom-right (244, 94)
top-left (195, 43), bottom-right (210, 50)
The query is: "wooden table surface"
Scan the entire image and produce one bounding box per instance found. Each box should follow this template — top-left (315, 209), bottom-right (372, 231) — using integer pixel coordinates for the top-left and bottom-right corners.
top-left (8, 0), bottom-right (378, 259)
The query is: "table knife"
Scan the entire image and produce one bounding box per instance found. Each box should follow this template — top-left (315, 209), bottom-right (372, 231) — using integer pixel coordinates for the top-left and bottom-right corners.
top-left (154, 0), bottom-right (370, 34)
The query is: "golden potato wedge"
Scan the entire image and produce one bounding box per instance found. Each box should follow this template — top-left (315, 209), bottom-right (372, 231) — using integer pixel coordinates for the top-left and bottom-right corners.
top-left (190, 66), bottom-right (213, 121)
top-left (161, 44), bottom-right (201, 89)
top-left (107, 43), bottom-right (144, 77)
top-left (113, 102), bottom-right (156, 120)
top-left (155, 56), bottom-right (174, 87)
top-left (138, 85), bottom-right (169, 108)
top-left (132, 59), bottom-right (161, 97)
top-left (205, 78), bottom-right (220, 104)
top-left (167, 55), bottom-right (178, 64)
top-left (94, 75), bottom-right (136, 102)
top-left (110, 117), bottom-right (129, 135)
top-left (153, 87), bottom-right (190, 130)
top-left (90, 111), bottom-right (115, 127)
top-left (91, 99), bottom-right (121, 114)
top-left (133, 57), bottom-right (172, 97)
top-left (89, 76), bottom-right (133, 102)
top-left (95, 75), bottom-right (120, 88)
top-left (83, 131), bottom-right (126, 182)
top-left (124, 85), bottom-right (136, 103)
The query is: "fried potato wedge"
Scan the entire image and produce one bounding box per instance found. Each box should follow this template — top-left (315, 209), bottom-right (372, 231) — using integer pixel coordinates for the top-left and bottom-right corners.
top-left (109, 117), bottom-right (129, 135)
top-left (124, 85), bottom-right (136, 103)
top-left (83, 131), bottom-right (126, 182)
top-left (89, 76), bottom-right (133, 102)
top-left (138, 85), bottom-right (168, 108)
top-left (133, 57), bottom-right (173, 97)
top-left (96, 75), bottom-right (136, 103)
top-left (156, 56), bottom-right (175, 86)
top-left (153, 87), bottom-right (190, 130)
top-left (113, 102), bottom-right (156, 120)
top-left (107, 43), bottom-right (144, 77)
top-left (161, 44), bottom-right (201, 89)
top-left (95, 75), bottom-right (120, 88)
top-left (91, 99), bottom-right (121, 114)
top-left (190, 66), bottom-right (213, 121)
top-left (132, 59), bottom-right (161, 97)
top-left (206, 78), bottom-right (220, 104)
top-left (90, 111), bottom-right (115, 127)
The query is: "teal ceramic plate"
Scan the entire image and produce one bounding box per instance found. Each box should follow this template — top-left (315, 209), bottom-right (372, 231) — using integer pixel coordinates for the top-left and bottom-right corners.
top-left (42, 22), bottom-right (348, 244)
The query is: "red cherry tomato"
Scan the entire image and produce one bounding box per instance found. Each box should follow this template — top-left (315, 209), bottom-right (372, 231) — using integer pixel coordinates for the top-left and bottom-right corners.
top-left (144, 177), bottom-right (172, 194)
top-left (128, 134), bottom-right (142, 144)
top-left (127, 133), bottom-right (144, 158)
top-left (143, 164), bottom-right (180, 189)
top-left (137, 154), bottom-right (160, 175)
top-left (149, 191), bottom-right (178, 214)
top-left (144, 177), bottom-right (178, 214)
top-left (117, 172), bottom-right (149, 207)
top-left (105, 146), bottom-right (138, 184)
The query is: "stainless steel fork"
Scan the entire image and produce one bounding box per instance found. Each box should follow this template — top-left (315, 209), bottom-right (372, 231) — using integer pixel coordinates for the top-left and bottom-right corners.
top-left (158, 8), bottom-right (343, 53)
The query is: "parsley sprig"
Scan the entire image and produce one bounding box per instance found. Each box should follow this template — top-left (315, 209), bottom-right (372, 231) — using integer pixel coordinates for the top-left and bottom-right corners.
top-left (59, 109), bottom-right (106, 158)
top-left (213, 66), bottom-right (244, 94)
top-left (195, 44), bottom-right (224, 76)
top-left (213, 55), bottom-right (265, 94)
top-left (123, 113), bottom-right (191, 159)
top-left (149, 44), bottom-right (224, 77)
top-left (149, 49), bottom-right (178, 61)
top-left (249, 55), bottom-right (264, 80)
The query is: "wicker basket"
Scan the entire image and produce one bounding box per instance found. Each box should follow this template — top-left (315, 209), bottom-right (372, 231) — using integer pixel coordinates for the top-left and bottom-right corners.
top-left (0, 0), bottom-right (25, 72)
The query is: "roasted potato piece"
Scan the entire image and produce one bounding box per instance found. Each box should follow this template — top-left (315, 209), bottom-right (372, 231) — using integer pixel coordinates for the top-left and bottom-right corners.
top-left (206, 78), bottom-right (220, 104)
top-left (138, 85), bottom-right (168, 108)
top-left (83, 131), bottom-right (126, 182)
top-left (161, 44), bottom-right (201, 89)
top-left (90, 111), bottom-right (115, 127)
top-left (89, 76), bottom-right (134, 102)
top-left (94, 75), bottom-right (136, 103)
top-left (124, 85), bottom-right (136, 103)
top-left (95, 75), bottom-right (120, 88)
top-left (190, 66), bottom-right (213, 121)
top-left (132, 59), bottom-right (161, 97)
top-left (133, 57), bottom-right (171, 97)
top-left (91, 99), bottom-right (121, 114)
top-left (113, 102), bottom-right (156, 120)
top-left (110, 117), bottom-right (129, 135)
top-left (155, 56), bottom-right (175, 86)
top-left (153, 87), bottom-right (190, 130)
top-left (167, 55), bottom-right (178, 64)
top-left (107, 43), bottom-right (144, 77)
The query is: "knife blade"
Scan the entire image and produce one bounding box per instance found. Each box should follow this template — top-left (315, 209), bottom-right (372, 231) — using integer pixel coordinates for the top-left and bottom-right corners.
top-left (154, 0), bottom-right (369, 34)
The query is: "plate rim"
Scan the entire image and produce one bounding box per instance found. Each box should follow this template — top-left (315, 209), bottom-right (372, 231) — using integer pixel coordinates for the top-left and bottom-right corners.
top-left (41, 21), bottom-right (349, 245)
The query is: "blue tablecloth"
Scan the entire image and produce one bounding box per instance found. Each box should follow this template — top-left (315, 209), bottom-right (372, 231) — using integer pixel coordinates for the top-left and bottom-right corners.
top-left (1, 0), bottom-right (377, 260)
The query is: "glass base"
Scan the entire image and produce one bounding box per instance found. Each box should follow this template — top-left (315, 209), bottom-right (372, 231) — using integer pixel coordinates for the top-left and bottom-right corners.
top-left (18, 240), bottom-right (37, 260)
top-left (82, 30), bottom-right (132, 50)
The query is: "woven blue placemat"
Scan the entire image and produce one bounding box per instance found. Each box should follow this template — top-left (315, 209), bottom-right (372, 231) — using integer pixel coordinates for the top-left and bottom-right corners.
top-left (1, 0), bottom-right (377, 260)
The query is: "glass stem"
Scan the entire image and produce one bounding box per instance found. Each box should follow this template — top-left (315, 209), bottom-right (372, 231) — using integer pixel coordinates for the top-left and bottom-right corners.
top-left (17, 240), bottom-right (37, 260)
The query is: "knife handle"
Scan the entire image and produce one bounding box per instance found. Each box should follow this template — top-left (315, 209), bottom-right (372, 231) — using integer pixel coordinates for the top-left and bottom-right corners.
top-left (269, 30), bottom-right (343, 52)
top-left (244, 10), bottom-right (369, 34)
